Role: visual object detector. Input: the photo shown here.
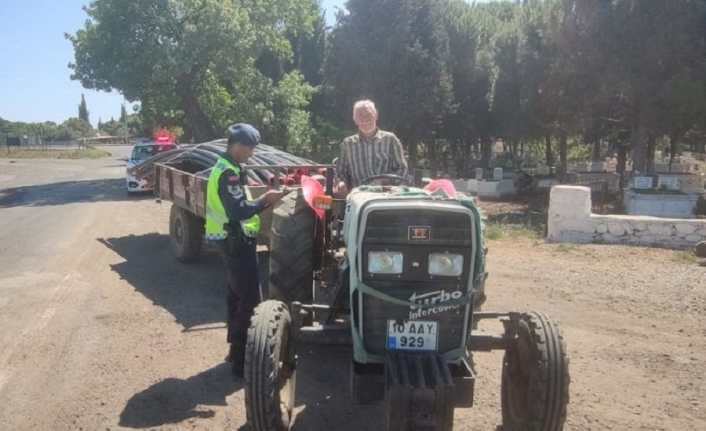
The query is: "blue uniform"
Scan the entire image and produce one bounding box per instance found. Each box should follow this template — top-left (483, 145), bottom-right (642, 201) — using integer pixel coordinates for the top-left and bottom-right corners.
top-left (214, 154), bottom-right (268, 352)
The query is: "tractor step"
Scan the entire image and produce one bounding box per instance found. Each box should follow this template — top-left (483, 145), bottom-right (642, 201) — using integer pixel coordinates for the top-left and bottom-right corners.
top-left (385, 354), bottom-right (460, 431)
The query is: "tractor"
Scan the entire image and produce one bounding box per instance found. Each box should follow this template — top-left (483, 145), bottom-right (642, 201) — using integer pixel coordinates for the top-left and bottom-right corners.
top-left (244, 172), bottom-right (570, 431)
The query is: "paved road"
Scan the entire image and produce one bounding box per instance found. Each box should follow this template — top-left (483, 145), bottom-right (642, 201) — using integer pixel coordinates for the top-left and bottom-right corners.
top-left (0, 148), bottom-right (391, 431)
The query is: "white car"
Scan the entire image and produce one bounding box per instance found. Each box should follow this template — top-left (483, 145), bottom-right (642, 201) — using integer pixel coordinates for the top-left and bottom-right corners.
top-left (126, 137), bottom-right (178, 194)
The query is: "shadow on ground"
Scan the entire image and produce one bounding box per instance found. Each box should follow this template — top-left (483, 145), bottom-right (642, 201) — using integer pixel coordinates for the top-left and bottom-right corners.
top-left (106, 231), bottom-right (498, 430)
top-left (119, 363), bottom-right (241, 428)
top-left (289, 343), bottom-right (385, 431)
top-left (98, 233), bottom-right (270, 330)
top-left (0, 178), bottom-right (152, 208)
top-left (232, 342), bottom-right (385, 431)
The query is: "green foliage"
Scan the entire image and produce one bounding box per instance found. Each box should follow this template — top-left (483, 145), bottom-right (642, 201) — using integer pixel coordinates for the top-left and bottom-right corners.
top-left (56, 118), bottom-right (96, 141)
top-left (566, 142), bottom-right (591, 163)
top-left (120, 104), bottom-right (128, 123)
top-left (672, 251), bottom-right (699, 265)
top-left (58, 0), bottom-right (706, 167)
top-left (0, 148), bottom-right (109, 159)
top-left (78, 93), bottom-right (90, 124)
top-left (485, 222), bottom-right (540, 240)
top-left (556, 243), bottom-right (579, 253)
top-left (325, 0), bottom-right (455, 164)
top-left (67, 0), bottom-right (320, 143)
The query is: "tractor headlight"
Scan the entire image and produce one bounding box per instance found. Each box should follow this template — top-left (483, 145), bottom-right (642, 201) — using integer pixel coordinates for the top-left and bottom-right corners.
top-left (368, 251), bottom-right (403, 274)
top-left (428, 253), bottom-right (463, 277)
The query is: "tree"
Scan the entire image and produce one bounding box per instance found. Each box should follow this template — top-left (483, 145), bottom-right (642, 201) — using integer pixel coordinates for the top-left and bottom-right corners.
top-left (439, 0), bottom-right (494, 173)
top-left (325, 0), bottom-right (455, 168)
top-left (78, 93), bottom-right (90, 124)
top-left (67, 0), bottom-right (320, 142)
top-left (559, 0), bottom-right (706, 175)
top-left (56, 118), bottom-right (95, 141)
top-left (120, 104), bottom-right (128, 123)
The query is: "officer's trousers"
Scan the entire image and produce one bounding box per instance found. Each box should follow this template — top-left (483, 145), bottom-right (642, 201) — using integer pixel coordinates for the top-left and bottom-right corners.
top-left (217, 237), bottom-right (262, 348)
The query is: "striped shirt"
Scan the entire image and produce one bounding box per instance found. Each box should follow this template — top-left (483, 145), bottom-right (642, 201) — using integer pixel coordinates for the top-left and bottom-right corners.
top-left (336, 129), bottom-right (409, 188)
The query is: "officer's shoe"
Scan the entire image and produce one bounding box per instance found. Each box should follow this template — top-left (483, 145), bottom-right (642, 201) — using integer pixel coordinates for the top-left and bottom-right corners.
top-left (231, 357), bottom-right (245, 378)
top-left (226, 343), bottom-right (246, 378)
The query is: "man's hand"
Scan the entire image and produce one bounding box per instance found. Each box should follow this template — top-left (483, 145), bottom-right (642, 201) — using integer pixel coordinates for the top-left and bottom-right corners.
top-left (335, 181), bottom-right (349, 196)
top-left (261, 189), bottom-right (287, 206)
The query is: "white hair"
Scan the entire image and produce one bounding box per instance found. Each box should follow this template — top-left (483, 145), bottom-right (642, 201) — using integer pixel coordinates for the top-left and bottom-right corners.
top-left (353, 100), bottom-right (377, 117)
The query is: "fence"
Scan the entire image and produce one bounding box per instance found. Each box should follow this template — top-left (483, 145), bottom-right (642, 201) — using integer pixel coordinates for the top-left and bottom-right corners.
top-left (557, 174), bottom-right (610, 213)
top-left (537, 173), bottom-right (611, 214)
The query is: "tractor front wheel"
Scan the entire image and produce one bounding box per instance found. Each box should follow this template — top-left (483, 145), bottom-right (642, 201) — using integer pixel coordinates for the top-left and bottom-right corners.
top-left (245, 300), bottom-right (297, 431)
top-left (501, 312), bottom-right (570, 431)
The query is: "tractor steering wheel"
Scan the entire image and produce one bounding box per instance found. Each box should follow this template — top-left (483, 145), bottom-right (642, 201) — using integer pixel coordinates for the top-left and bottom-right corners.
top-left (360, 174), bottom-right (410, 186)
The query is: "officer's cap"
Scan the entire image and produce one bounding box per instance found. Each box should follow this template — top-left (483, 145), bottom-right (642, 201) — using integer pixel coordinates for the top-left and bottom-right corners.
top-left (226, 123), bottom-right (260, 147)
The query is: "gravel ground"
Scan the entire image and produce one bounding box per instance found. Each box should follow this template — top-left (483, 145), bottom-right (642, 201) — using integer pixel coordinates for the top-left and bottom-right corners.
top-left (0, 154), bottom-right (704, 431)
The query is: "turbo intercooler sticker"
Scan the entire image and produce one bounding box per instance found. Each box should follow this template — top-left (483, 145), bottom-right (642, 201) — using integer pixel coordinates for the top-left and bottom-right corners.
top-left (408, 289), bottom-right (462, 318)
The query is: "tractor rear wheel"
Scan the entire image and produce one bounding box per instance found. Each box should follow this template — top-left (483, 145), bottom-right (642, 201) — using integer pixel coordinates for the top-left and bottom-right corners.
top-left (245, 300), bottom-right (297, 431)
top-left (169, 205), bottom-right (203, 263)
top-left (268, 191), bottom-right (315, 305)
top-left (501, 312), bottom-right (570, 431)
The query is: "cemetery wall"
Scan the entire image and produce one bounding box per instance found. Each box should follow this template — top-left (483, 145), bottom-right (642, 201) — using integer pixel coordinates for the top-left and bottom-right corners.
top-left (547, 186), bottom-right (706, 249)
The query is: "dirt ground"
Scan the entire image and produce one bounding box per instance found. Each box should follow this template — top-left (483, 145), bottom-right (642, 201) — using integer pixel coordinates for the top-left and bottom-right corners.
top-left (0, 154), bottom-right (704, 430)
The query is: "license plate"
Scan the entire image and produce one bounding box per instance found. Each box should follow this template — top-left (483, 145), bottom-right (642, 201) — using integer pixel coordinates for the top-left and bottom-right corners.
top-left (386, 319), bottom-right (438, 351)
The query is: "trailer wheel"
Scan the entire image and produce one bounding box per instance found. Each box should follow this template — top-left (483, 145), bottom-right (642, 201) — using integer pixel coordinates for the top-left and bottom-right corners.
top-left (169, 205), bottom-right (203, 263)
top-left (501, 312), bottom-right (570, 431)
top-left (269, 191), bottom-right (315, 305)
top-left (245, 300), bottom-right (297, 431)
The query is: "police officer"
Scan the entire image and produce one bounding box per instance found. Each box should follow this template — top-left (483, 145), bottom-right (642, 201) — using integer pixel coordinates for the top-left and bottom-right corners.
top-left (205, 123), bottom-right (286, 377)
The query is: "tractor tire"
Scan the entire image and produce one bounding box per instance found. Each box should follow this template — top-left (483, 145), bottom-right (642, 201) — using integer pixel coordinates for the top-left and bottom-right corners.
top-left (501, 312), bottom-right (570, 431)
top-left (245, 300), bottom-right (297, 431)
top-left (268, 191), bottom-right (315, 305)
top-left (169, 205), bottom-right (203, 263)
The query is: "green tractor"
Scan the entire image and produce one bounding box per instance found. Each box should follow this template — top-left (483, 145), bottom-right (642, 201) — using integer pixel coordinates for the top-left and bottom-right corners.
top-left (244, 173), bottom-right (570, 431)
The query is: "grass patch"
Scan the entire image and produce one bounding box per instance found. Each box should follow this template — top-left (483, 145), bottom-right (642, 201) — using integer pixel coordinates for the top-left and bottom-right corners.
top-left (0, 148), bottom-right (110, 159)
top-left (556, 243), bottom-right (579, 252)
top-left (672, 251), bottom-right (699, 265)
top-left (484, 212), bottom-right (545, 240)
top-left (485, 222), bottom-right (541, 240)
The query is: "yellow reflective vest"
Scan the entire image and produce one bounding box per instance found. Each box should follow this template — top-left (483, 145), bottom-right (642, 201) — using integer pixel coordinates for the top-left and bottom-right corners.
top-left (205, 157), bottom-right (260, 241)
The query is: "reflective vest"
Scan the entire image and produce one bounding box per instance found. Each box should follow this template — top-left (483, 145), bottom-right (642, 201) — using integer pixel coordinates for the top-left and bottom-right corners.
top-left (205, 158), bottom-right (260, 241)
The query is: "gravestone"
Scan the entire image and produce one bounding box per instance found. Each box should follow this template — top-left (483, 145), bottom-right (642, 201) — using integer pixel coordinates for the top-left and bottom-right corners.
top-left (655, 164), bottom-right (670, 173)
top-left (591, 162), bottom-right (604, 172)
top-left (493, 167), bottom-right (503, 181)
top-left (633, 176), bottom-right (654, 189)
top-left (657, 177), bottom-right (680, 190)
top-left (475, 167), bottom-right (483, 180)
top-left (537, 165), bottom-right (551, 176)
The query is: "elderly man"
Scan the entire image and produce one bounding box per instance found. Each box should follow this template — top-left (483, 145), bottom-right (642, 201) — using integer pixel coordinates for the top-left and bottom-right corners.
top-left (335, 100), bottom-right (409, 195)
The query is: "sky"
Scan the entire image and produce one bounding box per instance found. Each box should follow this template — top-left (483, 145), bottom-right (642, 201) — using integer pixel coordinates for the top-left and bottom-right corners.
top-left (0, 0), bottom-right (492, 127)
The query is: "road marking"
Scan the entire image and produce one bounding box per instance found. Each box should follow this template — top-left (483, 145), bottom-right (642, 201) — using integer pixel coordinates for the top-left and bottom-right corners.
top-left (0, 369), bottom-right (12, 393)
top-left (34, 308), bottom-right (57, 334)
top-left (0, 274), bottom-right (68, 394)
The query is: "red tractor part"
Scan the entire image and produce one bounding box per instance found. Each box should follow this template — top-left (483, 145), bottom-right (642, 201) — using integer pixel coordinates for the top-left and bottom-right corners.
top-left (423, 179), bottom-right (457, 197)
top-left (300, 175), bottom-right (331, 219)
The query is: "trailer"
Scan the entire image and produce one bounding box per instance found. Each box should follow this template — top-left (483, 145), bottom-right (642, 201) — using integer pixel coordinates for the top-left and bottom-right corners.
top-left (153, 159), bottom-right (334, 262)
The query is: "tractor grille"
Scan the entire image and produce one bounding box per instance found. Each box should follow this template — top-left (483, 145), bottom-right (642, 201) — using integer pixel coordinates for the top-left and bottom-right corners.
top-left (357, 206), bottom-right (476, 355)
top-left (360, 280), bottom-right (468, 355)
top-left (363, 208), bottom-right (474, 246)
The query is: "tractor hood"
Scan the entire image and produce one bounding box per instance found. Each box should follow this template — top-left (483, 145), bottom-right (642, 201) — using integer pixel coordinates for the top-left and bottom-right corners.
top-left (342, 185), bottom-right (482, 248)
top-left (343, 185), bottom-right (487, 364)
